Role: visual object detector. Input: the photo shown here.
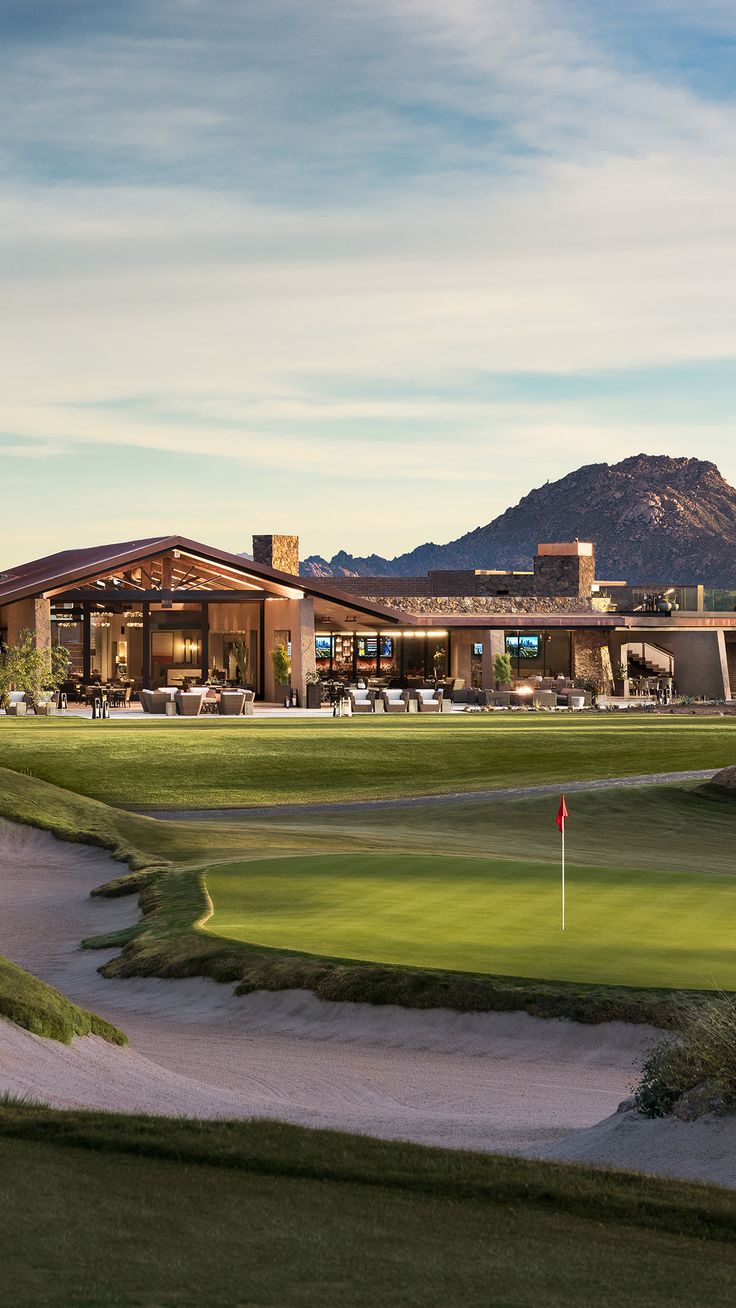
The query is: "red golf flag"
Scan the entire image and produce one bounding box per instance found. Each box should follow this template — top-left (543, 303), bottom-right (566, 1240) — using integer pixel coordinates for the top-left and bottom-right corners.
top-left (556, 795), bottom-right (568, 832)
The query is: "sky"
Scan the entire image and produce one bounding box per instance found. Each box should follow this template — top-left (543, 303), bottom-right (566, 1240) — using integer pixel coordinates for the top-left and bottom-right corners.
top-left (2, 0), bottom-right (736, 564)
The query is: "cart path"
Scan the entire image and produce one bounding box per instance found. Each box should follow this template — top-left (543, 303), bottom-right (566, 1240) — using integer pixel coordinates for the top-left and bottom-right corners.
top-left (140, 768), bottom-right (717, 821)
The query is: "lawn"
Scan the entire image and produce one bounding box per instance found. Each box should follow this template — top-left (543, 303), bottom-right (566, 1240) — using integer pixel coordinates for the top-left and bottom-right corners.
top-left (204, 851), bottom-right (736, 990)
top-left (2, 1107), bottom-right (736, 1307)
top-left (0, 714), bottom-right (735, 808)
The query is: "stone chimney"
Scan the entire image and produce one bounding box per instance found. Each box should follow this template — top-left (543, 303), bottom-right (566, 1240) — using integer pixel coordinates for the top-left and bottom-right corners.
top-left (534, 542), bottom-right (595, 597)
top-left (252, 534), bottom-right (300, 577)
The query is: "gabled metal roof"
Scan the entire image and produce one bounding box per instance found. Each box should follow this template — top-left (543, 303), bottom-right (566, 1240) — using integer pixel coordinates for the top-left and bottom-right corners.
top-left (0, 534), bottom-right (408, 626)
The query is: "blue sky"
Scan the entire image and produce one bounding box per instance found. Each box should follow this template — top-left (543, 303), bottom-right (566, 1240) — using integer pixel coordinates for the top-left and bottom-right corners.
top-left (2, 0), bottom-right (736, 563)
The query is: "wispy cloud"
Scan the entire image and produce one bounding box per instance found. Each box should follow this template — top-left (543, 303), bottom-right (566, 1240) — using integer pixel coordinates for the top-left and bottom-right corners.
top-left (1, 0), bottom-right (736, 559)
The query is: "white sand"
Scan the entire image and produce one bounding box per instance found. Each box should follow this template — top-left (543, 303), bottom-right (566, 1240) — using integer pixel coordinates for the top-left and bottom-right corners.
top-left (1, 818), bottom-right (733, 1186)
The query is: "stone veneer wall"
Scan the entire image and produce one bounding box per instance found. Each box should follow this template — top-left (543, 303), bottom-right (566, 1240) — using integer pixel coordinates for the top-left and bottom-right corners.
top-left (252, 534), bottom-right (300, 575)
top-left (359, 594), bottom-right (597, 615)
top-left (330, 554), bottom-right (597, 600)
top-left (534, 553), bottom-right (596, 598)
top-left (570, 631), bottom-right (614, 691)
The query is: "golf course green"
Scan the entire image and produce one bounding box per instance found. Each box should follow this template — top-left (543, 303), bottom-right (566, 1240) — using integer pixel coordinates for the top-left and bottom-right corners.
top-left (205, 851), bottom-right (736, 990)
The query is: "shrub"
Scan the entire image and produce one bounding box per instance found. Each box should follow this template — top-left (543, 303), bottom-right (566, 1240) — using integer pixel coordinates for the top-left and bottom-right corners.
top-left (0, 630), bottom-right (70, 709)
top-left (493, 653), bottom-right (513, 687)
top-left (271, 643), bottom-right (291, 686)
top-left (635, 995), bottom-right (736, 1118)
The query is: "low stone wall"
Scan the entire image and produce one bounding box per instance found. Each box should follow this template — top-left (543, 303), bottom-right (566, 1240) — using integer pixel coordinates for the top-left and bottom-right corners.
top-left (360, 594), bottom-right (597, 616)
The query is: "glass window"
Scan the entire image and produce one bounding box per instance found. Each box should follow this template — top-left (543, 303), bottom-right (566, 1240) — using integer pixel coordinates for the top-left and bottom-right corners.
top-left (332, 635), bottom-right (354, 679)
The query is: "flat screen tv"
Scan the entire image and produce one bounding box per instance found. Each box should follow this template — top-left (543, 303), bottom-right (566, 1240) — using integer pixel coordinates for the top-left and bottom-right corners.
top-left (315, 637), bottom-right (331, 660)
top-left (506, 634), bottom-right (540, 659)
top-left (473, 642), bottom-right (483, 656)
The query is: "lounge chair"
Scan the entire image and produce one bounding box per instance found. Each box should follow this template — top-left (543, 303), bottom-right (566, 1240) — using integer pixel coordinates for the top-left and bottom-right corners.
top-left (177, 691), bottom-right (205, 716)
top-left (5, 691), bottom-right (27, 715)
top-left (381, 688), bottom-right (409, 713)
top-left (348, 688), bottom-right (375, 713)
top-left (219, 690), bottom-right (246, 715)
top-left (414, 688), bottom-right (444, 713)
top-left (139, 689), bottom-right (172, 714)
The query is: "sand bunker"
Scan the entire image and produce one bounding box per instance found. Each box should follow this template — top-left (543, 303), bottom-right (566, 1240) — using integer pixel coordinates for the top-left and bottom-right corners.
top-left (1, 817), bottom-right (733, 1185)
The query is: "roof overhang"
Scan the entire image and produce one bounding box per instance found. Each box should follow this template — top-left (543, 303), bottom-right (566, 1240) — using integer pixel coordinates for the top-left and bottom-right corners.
top-left (0, 534), bottom-right (407, 628)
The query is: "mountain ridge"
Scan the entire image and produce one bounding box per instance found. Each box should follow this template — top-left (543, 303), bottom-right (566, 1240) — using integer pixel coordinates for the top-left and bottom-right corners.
top-left (301, 455), bottom-right (736, 586)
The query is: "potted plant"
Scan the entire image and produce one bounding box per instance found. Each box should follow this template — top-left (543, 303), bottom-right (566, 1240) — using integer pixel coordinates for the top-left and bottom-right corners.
top-left (305, 669), bottom-right (323, 709)
top-left (493, 652), bottom-right (513, 690)
top-left (271, 642), bottom-right (291, 705)
top-left (432, 645), bottom-right (446, 681)
top-left (614, 661), bottom-right (629, 697)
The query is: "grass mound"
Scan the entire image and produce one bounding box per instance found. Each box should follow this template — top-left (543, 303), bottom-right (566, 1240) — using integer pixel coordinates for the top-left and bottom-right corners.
top-left (1, 1104), bottom-right (736, 1307)
top-left (0, 956), bottom-right (126, 1045)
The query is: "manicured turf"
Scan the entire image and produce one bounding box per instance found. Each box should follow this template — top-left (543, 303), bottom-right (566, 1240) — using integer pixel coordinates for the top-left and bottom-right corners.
top-left (2, 1107), bottom-right (736, 1307)
top-left (0, 714), bottom-right (735, 807)
top-left (205, 851), bottom-right (736, 990)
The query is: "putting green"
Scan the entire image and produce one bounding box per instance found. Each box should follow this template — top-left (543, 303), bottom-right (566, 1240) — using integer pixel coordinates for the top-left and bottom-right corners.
top-left (204, 853), bottom-right (736, 990)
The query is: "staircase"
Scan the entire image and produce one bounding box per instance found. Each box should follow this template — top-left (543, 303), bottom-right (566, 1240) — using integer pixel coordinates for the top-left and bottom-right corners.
top-left (623, 641), bottom-right (674, 681)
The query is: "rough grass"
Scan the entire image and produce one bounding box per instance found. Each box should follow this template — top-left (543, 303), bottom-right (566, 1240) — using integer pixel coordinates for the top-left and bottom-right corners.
top-left (0, 714), bottom-right (734, 808)
top-left (2, 1104), bottom-right (736, 1307)
top-left (0, 956), bottom-right (126, 1044)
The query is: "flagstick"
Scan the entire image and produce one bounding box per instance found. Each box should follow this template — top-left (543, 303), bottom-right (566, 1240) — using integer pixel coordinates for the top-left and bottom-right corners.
top-left (561, 818), bottom-right (565, 932)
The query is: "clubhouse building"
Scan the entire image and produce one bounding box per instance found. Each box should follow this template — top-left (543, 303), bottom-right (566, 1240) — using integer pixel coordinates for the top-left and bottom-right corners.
top-left (1, 533), bottom-right (736, 703)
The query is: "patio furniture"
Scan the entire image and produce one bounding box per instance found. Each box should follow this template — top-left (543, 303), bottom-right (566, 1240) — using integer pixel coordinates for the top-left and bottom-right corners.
top-left (219, 689), bottom-right (247, 715)
top-left (5, 691), bottom-right (27, 715)
top-left (381, 689), bottom-right (409, 713)
top-left (533, 690), bottom-right (557, 709)
top-left (348, 688), bottom-right (375, 713)
top-left (140, 689), bottom-right (172, 714)
top-left (177, 690), bottom-right (206, 716)
top-left (414, 688), bottom-right (444, 713)
top-left (556, 688), bottom-right (592, 708)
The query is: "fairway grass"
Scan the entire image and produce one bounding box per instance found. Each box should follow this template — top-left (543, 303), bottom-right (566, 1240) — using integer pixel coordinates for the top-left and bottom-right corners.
top-left (205, 852), bottom-right (736, 990)
top-left (2, 1107), bottom-right (736, 1307)
top-left (0, 714), bottom-right (735, 808)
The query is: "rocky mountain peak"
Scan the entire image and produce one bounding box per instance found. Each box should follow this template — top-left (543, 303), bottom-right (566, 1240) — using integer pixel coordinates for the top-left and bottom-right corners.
top-left (301, 454), bottom-right (736, 585)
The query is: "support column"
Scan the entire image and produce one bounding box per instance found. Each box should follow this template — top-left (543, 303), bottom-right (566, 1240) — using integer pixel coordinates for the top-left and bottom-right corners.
top-left (5, 597), bottom-right (51, 652)
top-left (451, 633), bottom-right (473, 688)
top-left (142, 602), bottom-right (151, 688)
top-left (200, 603), bottom-right (209, 681)
top-left (481, 630), bottom-right (506, 689)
